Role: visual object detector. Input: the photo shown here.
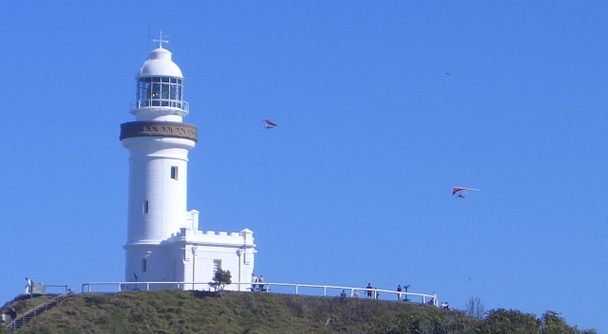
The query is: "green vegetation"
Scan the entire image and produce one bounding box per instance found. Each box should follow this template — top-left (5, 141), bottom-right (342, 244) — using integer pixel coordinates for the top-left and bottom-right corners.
top-left (1, 290), bottom-right (596, 334)
top-left (209, 269), bottom-right (232, 292)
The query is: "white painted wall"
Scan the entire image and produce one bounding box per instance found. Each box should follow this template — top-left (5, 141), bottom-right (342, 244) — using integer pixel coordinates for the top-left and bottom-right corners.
top-left (181, 230), bottom-right (256, 291)
top-left (122, 136), bottom-right (195, 245)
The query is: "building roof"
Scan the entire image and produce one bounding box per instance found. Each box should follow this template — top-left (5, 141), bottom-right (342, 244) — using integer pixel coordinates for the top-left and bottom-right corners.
top-left (137, 47), bottom-right (183, 78)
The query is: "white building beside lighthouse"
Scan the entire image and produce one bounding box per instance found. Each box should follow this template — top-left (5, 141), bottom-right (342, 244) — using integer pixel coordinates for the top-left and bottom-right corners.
top-left (120, 39), bottom-right (256, 291)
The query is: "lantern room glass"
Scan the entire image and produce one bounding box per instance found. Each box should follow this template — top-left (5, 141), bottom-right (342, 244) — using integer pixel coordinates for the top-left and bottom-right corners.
top-left (137, 77), bottom-right (184, 109)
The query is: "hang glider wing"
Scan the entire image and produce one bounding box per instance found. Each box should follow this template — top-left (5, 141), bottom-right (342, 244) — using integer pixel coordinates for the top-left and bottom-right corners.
top-left (262, 119), bottom-right (277, 129)
top-left (452, 187), bottom-right (480, 199)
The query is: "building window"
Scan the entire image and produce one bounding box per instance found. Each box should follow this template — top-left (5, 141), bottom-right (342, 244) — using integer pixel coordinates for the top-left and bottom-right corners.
top-left (213, 260), bottom-right (221, 273)
top-left (142, 200), bottom-right (149, 214)
top-left (142, 258), bottom-right (147, 273)
top-left (171, 166), bottom-right (178, 180)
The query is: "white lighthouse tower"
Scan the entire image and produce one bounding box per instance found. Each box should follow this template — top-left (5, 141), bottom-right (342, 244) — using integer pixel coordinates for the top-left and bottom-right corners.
top-left (120, 37), bottom-right (256, 290)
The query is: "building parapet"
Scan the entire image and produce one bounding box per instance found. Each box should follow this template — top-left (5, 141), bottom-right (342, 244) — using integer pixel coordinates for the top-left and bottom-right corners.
top-left (166, 227), bottom-right (255, 247)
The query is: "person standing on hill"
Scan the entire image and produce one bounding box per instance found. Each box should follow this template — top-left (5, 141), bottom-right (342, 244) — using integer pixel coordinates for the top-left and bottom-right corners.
top-left (396, 284), bottom-right (403, 301)
top-left (429, 292), bottom-right (437, 306)
top-left (251, 274), bottom-right (258, 292)
top-left (25, 277), bottom-right (33, 294)
top-left (366, 283), bottom-right (373, 298)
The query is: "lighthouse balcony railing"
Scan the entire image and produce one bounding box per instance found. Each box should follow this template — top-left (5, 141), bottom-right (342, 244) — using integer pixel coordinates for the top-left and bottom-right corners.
top-left (80, 281), bottom-right (437, 306)
top-left (131, 99), bottom-right (189, 112)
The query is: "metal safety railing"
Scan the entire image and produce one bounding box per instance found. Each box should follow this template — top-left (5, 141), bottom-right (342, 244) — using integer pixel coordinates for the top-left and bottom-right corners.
top-left (80, 281), bottom-right (438, 306)
top-left (131, 100), bottom-right (189, 112)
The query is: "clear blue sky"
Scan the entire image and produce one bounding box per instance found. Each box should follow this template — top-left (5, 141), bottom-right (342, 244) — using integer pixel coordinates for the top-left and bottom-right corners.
top-left (1, 1), bottom-right (606, 331)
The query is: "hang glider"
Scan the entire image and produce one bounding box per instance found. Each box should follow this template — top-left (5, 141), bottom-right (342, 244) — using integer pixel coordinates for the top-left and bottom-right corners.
top-left (262, 119), bottom-right (277, 129)
top-left (452, 187), bottom-right (480, 199)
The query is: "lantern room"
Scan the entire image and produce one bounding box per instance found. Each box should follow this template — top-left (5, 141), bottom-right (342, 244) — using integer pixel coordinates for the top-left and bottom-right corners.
top-left (131, 46), bottom-right (189, 121)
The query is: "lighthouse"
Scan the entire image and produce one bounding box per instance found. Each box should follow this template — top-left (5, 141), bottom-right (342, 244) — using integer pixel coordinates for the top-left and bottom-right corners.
top-left (120, 37), bottom-right (256, 290)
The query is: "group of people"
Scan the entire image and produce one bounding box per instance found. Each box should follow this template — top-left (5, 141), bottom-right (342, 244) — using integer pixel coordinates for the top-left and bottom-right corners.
top-left (1, 308), bottom-right (17, 323)
top-left (246, 277), bottom-right (447, 308)
top-left (335, 283), bottom-right (398, 300)
top-left (339, 284), bottom-right (446, 309)
top-left (341, 289), bottom-right (363, 298)
top-left (250, 274), bottom-right (267, 292)
top-left (0, 277), bottom-right (35, 324)
top-left (365, 283), bottom-right (380, 299)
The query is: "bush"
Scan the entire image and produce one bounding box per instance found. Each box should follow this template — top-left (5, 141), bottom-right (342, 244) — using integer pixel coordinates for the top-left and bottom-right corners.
top-left (209, 269), bottom-right (232, 291)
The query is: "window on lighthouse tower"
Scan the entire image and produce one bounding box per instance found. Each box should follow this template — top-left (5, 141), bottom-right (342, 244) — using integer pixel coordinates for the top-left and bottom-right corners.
top-left (171, 166), bottom-right (178, 180)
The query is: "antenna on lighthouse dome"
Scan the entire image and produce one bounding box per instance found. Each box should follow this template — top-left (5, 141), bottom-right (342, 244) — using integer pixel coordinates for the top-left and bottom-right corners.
top-left (153, 31), bottom-right (170, 49)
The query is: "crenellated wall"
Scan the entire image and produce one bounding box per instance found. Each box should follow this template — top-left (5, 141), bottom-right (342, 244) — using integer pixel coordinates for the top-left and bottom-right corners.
top-left (167, 228), bottom-right (254, 246)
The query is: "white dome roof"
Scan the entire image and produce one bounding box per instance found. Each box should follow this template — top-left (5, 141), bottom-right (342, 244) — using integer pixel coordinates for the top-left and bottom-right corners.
top-left (137, 47), bottom-right (183, 78)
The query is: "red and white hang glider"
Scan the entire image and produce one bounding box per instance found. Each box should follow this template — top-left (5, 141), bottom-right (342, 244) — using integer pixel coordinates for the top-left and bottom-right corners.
top-left (452, 187), bottom-right (480, 199)
top-left (262, 119), bottom-right (277, 129)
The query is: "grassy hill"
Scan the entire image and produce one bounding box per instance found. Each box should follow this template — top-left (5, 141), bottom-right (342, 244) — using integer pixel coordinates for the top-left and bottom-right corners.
top-left (1, 290), bottom-right (597, 333)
